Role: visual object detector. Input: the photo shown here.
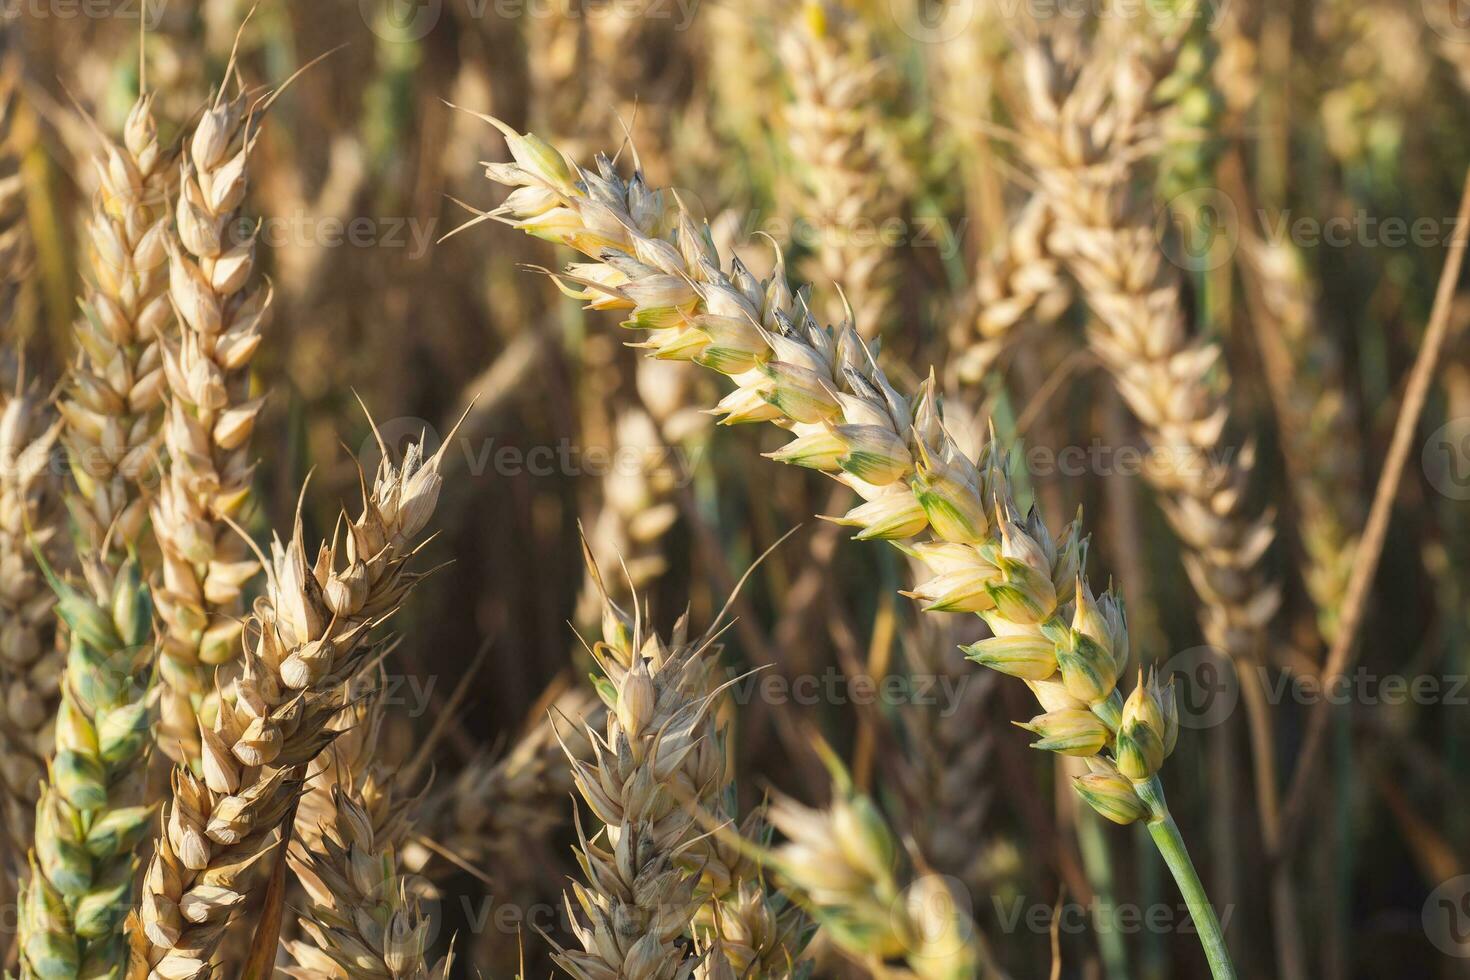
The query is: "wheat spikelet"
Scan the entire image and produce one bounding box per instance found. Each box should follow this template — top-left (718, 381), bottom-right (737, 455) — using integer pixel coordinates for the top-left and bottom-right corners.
top-left (0, 382), bottom-right (64, 848)
top-left (283, 684), bottom-right (451, 980)
top-left (134, 429), bottom-right (449, 980)
top-left (690, 808), bottom-right (812, 980)
top-left (779, 1), bottom-right (904, 336)
top-left (1016, 35), bottom-right (1281, 665)
top-left (151, 83), bottom-right (272, 767)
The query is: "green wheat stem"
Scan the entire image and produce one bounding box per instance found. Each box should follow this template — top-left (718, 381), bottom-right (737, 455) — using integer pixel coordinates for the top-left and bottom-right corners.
top-left (1134, 776), bottom-right (1236, 980)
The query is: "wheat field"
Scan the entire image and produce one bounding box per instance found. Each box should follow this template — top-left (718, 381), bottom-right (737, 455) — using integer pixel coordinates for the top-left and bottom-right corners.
top-left (1, 1), bottom-right (1469, 977)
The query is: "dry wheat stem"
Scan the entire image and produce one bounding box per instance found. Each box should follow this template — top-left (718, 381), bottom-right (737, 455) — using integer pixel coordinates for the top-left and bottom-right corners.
top-left (470, 112), bottom-right (1232, 975)
top-left (133, 427), bottom-right (449, 980)
top-left (152, 85), bottom-right (272, 767)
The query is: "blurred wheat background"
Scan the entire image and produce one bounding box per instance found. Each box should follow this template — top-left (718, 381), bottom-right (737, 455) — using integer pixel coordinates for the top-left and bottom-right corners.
top-left (2, 0), bottom-right (1470, 977)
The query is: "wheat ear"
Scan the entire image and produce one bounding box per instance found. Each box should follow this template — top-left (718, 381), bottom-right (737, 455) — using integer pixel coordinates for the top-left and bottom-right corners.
top-left (283, 683), bottom-right (451, 979)
top-left (778, 1), bottom-right (904, 337)
top-left (152, 85), bottom-right (271, 767)
top-left (761, 754), bottom-right (979, 979)
top-left (1017, 36), bottom-right (1282, 677)
top-left (58, 93), bottom-right (174, 550)
top-left (13, 88), bottom-right (182, 979)
top-left (134, 428), bottom-right (449, 980)
top-left (0, 383), bottom-right (64, 850)
top-left (471, 115), bottom-right (1233, 976)
top-left (0, 42), bottom-right (32, 330)
top-left (1241, 236), bottom-right (1362, 642)
top-left (548, 563), bottom-right (724, 979)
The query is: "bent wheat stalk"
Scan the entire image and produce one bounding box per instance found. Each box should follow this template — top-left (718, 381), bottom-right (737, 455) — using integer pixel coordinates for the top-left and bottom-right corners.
top-left (134, 426), bottom-right (450, 979)
top-left (470, 113), bottom-right (1234, 978)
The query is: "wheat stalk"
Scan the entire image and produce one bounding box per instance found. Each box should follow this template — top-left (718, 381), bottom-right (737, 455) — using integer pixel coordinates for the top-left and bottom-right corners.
top-left (283, 683), bottom-right (451, 980)
top-left (133, 426), bottom-right (449, 979)
top-left (12, 85), bottom-right (186, 979)
top-left (778, 1), bottom-right (904, 337)
top-left (954, 195), bottom-right (1073, 383)
top-left (467, 112), bottom-right (1235, 975)
top-left (469, 113), bottom-right (1239, 975)
top-left (152, 83), bottom-right (271, 767)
